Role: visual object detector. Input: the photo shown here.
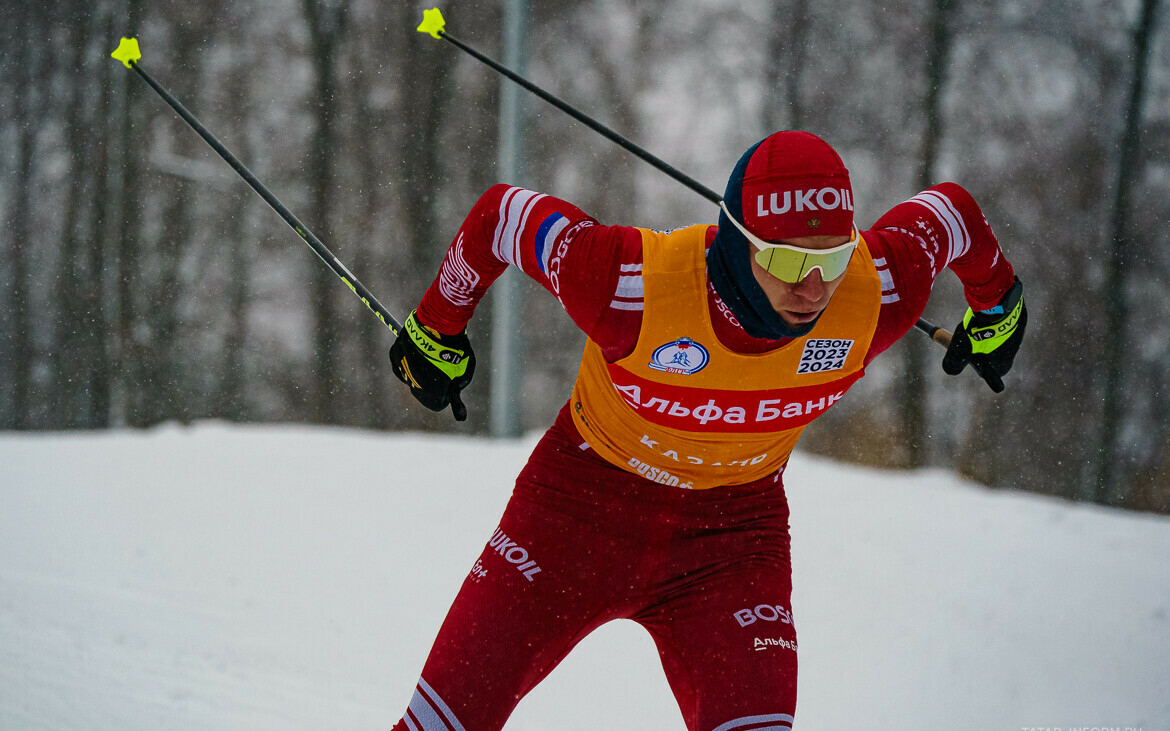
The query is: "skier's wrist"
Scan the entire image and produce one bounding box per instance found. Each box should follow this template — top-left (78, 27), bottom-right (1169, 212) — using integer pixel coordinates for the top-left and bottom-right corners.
top-left (415, 300), bottom-right (470, 338)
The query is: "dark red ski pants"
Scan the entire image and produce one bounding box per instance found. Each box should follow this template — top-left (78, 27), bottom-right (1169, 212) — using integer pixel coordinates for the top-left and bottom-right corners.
top-left (393, 408), bottom-right (798, 731)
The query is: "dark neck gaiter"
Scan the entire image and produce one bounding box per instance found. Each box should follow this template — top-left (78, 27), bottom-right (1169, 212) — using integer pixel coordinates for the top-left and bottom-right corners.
top-left (706, 220), bottom-right (820, 340)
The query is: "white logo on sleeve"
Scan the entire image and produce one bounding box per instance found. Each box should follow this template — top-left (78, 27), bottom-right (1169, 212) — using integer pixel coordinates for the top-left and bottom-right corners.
top-left (797, 339), bottom-right (854, 374)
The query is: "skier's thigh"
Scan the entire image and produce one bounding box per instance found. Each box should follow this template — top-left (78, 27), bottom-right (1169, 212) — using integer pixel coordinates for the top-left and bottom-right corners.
top-left (643, 569), bottom-right (798, 731)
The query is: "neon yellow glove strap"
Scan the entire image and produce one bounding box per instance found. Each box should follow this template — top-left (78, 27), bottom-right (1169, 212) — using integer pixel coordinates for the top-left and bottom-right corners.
top-left (963, 296), bottom-right (1024, 355)
top-left (404, 311), bottom-right (471, 380)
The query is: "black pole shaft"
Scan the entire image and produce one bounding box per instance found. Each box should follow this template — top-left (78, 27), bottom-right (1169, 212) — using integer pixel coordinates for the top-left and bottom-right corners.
top-left (439, 30), bottom-right (723, 206)
top-left (915, 319), bottom-right (944, 344)
top-left (127, 60), bottom-right (402, 335)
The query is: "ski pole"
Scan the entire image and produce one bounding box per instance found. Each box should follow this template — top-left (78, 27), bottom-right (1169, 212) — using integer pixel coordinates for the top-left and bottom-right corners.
top-left (112, 38), bottom-right (479, 419)
top-left (110, 38), bottom-right (402, 339)
top-left (415, 10), bottom-right (962, 363)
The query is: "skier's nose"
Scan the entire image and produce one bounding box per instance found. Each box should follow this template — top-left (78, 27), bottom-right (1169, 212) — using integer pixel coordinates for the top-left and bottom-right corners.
top-left (793, 269), bottom-right (826, 302)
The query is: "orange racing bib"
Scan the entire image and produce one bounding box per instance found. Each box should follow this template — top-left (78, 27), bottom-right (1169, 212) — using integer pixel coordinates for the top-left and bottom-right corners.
top-left (569, 224), bottom-right (881, 489)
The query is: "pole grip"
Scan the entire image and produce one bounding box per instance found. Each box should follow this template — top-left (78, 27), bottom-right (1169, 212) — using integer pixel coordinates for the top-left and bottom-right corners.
top-left (930, 326), bottom-right (952, 348)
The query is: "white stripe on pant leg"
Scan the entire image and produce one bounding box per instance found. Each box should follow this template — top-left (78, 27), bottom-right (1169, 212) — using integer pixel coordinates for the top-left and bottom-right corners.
top-left (405, 677), bottom-right (468, 731)
top-left (709, 712), bottom-right (795, 731)
top-left (418, 677), bottom-right (468, 731)
top-left (406, 688), bottom-right (451, 731)
top-left (403, 712), bottom-right (422, 731)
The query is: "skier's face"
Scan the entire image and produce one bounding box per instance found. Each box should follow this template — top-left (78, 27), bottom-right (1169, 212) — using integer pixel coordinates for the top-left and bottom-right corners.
top-left (748, 233), bottom-right (851, 327)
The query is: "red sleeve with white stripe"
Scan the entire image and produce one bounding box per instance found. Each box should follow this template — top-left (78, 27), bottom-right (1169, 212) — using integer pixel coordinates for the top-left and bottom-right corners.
top-left (415, 185), bottom-right (646, 359)
top-left (862, 182), bottom-right (1017, 362)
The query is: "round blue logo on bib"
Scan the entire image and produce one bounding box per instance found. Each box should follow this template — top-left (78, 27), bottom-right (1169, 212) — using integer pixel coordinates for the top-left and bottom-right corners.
top-left (649, 337), bottom-right (710, 375)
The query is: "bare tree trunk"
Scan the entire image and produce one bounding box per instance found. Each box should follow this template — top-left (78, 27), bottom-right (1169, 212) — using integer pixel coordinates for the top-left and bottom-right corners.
top-left (899, 0), bottom-right (955, 468)
top-left (394, 1), bottom-right (454, 278)
top-left (113, 0), bottom-right (146, 426)
top-left (352, 70), bottom-right (392, 430)
top-left (575, 0), bottom-right (673, 219)
top-left (764, 0), bottom-right (809, 132)
top-left (5, 2), bottom-right (43, 430)
top-left (301, 0), bottom-right (349, 425)
top-left (84, 4), bottom-right (117, 429)
top-left (142, 26), bottom-right (200, 425)
top-left (1096, 0), bottom-right (1159, 505)
top-left (53, 6), bottom-right (96, 429)
top-left (213, 57), bottom-right (255, 423)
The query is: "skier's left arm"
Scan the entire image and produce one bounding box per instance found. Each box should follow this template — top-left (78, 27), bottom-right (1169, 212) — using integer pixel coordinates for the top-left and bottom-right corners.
top-left (863, 182), bottom-right (1026, 388)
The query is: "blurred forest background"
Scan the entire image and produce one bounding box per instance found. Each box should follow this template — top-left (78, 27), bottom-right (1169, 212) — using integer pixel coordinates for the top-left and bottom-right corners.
top-left (1, 0), bottom-right (1167, 512)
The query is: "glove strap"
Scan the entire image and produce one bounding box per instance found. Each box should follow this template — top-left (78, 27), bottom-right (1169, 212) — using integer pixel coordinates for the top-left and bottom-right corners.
top-left (963, 279), bottom-right (1024, 355)
top-left (404, 311), bottom-right (471, 380)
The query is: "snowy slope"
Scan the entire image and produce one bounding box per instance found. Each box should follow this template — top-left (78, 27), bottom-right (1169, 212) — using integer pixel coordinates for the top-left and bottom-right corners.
top-left (1, 423), bottom-right (1168, 731)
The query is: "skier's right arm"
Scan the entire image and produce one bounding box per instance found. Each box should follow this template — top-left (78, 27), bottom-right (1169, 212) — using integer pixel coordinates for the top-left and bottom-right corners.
top-left (391, 185), bottom-right (645, 418)
top-left (414, 185), bottom-right (645, 349)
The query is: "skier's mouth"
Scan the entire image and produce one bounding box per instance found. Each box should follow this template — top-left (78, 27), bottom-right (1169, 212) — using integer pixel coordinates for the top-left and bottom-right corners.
top-left (783, 309), bottom-right (821, 324)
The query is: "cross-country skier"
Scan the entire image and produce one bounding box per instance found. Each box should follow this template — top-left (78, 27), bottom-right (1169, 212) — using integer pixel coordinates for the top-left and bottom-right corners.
top-left (388, 130), bottom-right (1026, 731)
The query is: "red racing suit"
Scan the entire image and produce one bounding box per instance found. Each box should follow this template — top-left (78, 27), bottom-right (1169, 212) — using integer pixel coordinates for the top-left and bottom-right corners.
top-left (392, 183), bottom-right (1015, 731)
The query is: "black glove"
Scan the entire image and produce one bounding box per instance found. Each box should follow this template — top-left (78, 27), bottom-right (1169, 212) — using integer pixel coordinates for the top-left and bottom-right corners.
top-left (390, 310), bottom-right (476, 421)
top-left (942, 276), bottom-right (1026, 393)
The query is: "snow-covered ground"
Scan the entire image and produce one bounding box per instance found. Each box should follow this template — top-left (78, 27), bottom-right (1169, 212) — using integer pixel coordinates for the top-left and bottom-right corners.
top-left (2, 423), bottom-right (1168, 731)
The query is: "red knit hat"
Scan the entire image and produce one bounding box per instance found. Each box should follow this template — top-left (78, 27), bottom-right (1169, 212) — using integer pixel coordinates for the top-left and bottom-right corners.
top-left (734, 131), bottom-right (854, 241)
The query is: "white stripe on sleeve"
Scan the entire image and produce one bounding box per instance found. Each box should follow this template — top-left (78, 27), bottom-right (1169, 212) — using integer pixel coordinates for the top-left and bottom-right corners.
top-left (492, 187), bottom-right (546, 267)
top-left (906, 190), bottom-right (970, 265)
top-left (614, 274), bottom-right (644, 299)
